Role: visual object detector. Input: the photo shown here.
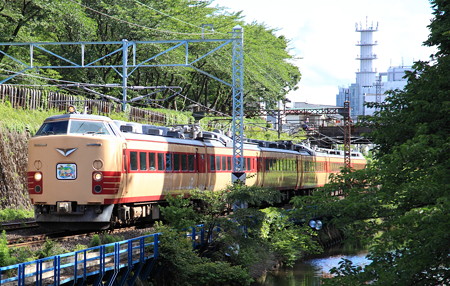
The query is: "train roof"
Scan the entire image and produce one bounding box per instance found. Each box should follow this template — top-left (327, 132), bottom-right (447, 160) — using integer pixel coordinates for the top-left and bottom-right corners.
top-left (43, 113), bottom-right (112, 122)
top-left (40, 110), bottom-right (363, 158)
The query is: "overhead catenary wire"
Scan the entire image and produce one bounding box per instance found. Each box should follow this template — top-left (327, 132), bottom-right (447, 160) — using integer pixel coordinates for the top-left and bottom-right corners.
top-left (0, 67), bottom-right (230, 117)
top-left (132, 0), bottom-right (226, 36)
top-left (65, 0), bottom-right (219, 37)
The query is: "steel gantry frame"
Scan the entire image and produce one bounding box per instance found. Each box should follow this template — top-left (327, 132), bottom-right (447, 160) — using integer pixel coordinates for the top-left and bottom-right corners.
top-left (343, 89), bottom-right (352, 168)
top-left (247, 105), bottom-right (353, 168)
top-left (231, 26), bottom-right (245, 181)
top-left (0, 26), bottom-right (246, 182)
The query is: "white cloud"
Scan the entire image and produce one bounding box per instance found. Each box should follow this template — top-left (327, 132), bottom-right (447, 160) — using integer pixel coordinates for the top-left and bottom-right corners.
top-left (212, 0), bottom-right (436, 105)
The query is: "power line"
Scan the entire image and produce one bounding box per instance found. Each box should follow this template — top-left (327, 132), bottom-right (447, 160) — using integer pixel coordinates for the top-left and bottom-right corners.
top-left (66, 0), bottom-right (207, 36)
top-left (132, 0), bottom-right (225, 36)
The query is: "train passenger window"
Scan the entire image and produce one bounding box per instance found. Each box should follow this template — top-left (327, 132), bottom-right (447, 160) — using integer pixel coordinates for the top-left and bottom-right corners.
top-left (35, 121), bottom-right (69, 136)
top-left (130, 152), bottom-right (138, 171)
top-left (140, 152), bottom-right (147, 170)
top-left (222, 157), bottom-right (226, 171)
top-left (166, 153), bottom-right (173, 171)
top-left (157, 153), bottom-right (164, 171)
top-left (70, 120), bottom-right (111, 135)
top-left (188, 155), bottom-right (195, 171)
top-left (226, 157), bottom-right (231, 171)
top-left (216, 156), bottom-right (221, 171)
top-left (181, 154), bottom-right (187, 171)
top-left (149, 153), bottom-right (156, 170)
top-left (210, 155), bottom-right (215, 171)
top-left (247, 158), bottom-right (251, 171)
top-left (173, 154), bottom-right (180, 171)
top-left (243, 157), bottom-right (246, 171)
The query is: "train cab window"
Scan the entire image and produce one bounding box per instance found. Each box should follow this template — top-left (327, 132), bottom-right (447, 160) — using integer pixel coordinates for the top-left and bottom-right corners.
top-left (166, 153), bottom-right (173, 171)
top-left (210, 155), bottom-right (215, 171)
top-left (157, 153), bottom-right (165, 171)
top-left (35, 121), bottom-right (69, 136)
top-left (140, 152), bottom-right (147, 171)
top-left (149, 153), bottom-right (156, 170)
top-left (69, 120), bottom-right (111, 135)
top-left (227, 157), bottom-right (232, 171)
top-left (130, 151), bottom-right (138, 171)
top-left (188, 155), bottom-right (195, 171)
top-left (173, 154), bottom-right (180, 171)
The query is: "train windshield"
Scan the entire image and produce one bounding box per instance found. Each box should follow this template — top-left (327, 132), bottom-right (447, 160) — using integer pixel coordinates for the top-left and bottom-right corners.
top-left (35, 120), bottom-right (111, 136)
top-left (35, 121), bottom-right (68, 136)
top-left (69, 120), bottom-right (111, 135)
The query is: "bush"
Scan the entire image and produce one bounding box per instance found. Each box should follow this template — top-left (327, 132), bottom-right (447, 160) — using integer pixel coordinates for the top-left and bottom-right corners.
top-left (0, 231), bottom-right (17, 266)
top-left (150, 223), bottom-right (253, 286)
top-left (35, 238), bottom-right (67, 259)
top-left (0, 208), bottom-right (34, 222)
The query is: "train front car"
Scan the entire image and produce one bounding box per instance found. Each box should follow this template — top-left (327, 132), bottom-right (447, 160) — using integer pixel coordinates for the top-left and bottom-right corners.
top-left (27, 108), bottom-right (125, 230)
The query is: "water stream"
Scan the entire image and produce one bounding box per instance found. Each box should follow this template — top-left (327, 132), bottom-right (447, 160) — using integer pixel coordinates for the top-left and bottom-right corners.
top-left (256, 246), bottom-right (370, 285)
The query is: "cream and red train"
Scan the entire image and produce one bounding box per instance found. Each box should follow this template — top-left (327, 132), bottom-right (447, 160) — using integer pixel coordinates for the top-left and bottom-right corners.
top-left (27, 108), bottom-right (366, 230)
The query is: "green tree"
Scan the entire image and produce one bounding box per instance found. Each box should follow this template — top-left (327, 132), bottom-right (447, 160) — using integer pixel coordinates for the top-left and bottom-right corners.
top-left (318, 1), bottom-right (450, 284)
top-left (0, 0), bottom-right (301, 114)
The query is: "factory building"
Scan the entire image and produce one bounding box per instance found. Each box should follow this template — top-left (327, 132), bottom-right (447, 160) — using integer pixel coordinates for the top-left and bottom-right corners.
top-left (336, 20), bottom-right (413, 120)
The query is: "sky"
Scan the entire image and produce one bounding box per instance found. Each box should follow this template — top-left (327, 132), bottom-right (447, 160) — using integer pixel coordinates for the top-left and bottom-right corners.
top-left (211, 0), bottom-right (436, 105)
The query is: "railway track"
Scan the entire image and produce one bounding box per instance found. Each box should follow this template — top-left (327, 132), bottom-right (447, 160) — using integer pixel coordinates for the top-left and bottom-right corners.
top-left (1, 220), bottom-right (38, 231)
top-left (7, 225), bottom-right (148, 248)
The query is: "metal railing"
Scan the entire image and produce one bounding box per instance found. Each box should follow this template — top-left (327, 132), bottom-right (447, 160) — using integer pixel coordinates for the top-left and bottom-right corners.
top-left (1, 233), bottom-right (159, 285)
top-left (0, 224), bottom-right (218, 285)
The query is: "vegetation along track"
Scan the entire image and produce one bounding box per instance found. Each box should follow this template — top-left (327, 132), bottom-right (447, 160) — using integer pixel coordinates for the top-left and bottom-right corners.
top-left (7, 225), bottom-right (149, 248)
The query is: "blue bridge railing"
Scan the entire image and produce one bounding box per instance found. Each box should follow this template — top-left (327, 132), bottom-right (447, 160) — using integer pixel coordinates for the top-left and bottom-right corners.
top-left (0, 225), bottom-right (212, 285)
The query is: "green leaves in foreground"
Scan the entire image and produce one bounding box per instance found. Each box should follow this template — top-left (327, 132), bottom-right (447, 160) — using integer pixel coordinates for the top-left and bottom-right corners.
top-left (156, 185), bottom-right (322, 284)
top-left (316, 2), bottom-right (450, 283)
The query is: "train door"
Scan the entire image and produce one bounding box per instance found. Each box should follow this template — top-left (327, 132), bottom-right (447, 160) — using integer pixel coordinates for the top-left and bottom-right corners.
top-left (196, 148), bottom-right (207, 190)
top-left (256, 154), bottom-right (265, 187)
top-left (297, 155), bottom-right (304, 190)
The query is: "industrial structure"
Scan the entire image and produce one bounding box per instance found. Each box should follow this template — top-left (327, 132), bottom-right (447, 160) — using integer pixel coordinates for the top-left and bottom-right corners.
top-left (336, 19), bottom-right (413, 120)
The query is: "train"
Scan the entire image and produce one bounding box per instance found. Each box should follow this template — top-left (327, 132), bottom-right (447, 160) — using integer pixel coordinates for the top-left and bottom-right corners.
top-left (27, 106), bottom-right (366, 230)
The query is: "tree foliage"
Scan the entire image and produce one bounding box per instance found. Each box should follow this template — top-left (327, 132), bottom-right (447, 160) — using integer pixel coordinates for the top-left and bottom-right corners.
top-left (314, 1), bottom-right (450, 284)
top-left (157, 185), bottom-right (321, 283)
top-left (0, 0), bottom-right (301, 114)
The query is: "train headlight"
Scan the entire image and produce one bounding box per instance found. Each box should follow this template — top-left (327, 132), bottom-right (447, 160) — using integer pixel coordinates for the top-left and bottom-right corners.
top-left (34, 172), bottom-right (42, 182)
top-left (93, 171), bottom-right (103, 182)
top-left (93, 160), bottom-right (103, 170)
